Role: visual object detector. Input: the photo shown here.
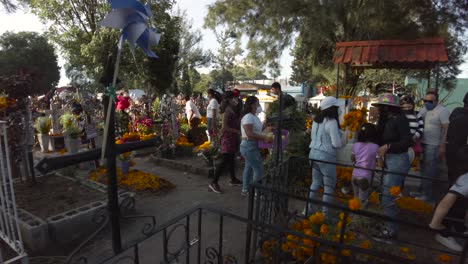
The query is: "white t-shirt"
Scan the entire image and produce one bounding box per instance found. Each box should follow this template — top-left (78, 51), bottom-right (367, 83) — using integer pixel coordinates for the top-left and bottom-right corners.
top-left (206, 98), bottom-right (219, 119)
top-left (241, 113), bottom-right (262, 138)
top-left (419, 104), bottom-right (450, 146)
top-left (185, 101), bottom-right (201, 119)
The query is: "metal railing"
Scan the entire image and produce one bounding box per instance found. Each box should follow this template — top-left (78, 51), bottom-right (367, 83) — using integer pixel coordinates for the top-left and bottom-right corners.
top-left (90, 156), bottom-right (466, 263)
top-left (0, 121), bottom-right (27, 263)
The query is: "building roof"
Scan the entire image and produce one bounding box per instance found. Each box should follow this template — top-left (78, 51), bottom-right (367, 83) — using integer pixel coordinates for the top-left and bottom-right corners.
top-left (235, 82), bottom-right (272, 90)
top-left (332, 38), bottom-right (448, 69)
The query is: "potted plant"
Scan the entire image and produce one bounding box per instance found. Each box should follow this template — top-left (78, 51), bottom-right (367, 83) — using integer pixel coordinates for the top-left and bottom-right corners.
top-left (118, 151), bottom-right (132, 174)
top-left (34, 116), bottom-right (52, 152)
top-left (60, 113), bottom-right (82, 153)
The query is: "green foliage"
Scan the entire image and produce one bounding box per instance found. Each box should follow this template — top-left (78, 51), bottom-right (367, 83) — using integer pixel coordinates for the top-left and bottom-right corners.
top-left (206, 0), bottom-right (467, 94)
top-left (27, 0), bottom-right (180, 95)
top-left (34, 116), bottom-right (52, 134)
top-left (0, 31), bottom-right (60, 95)
top-left (59, 113), bottom-right (81, 138)
top-left (193, 73), bottom-right (212, 94)
top-left (232, 64), bottom-right (267, 81)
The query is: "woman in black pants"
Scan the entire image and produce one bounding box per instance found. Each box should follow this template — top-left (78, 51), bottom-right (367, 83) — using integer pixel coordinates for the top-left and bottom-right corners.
top-left (208, 92), bottom-right (243, 193)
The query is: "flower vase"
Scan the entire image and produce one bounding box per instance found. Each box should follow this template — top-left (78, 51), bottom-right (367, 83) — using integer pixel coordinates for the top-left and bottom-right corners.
top-left (94, 135), bottom-right (103, 148)
top-left (37, 134), bottom-right (50, 153)
top-left (119, 160), bottom-right (131, 174)
top-left (65, 136), bottom-right (81, 154)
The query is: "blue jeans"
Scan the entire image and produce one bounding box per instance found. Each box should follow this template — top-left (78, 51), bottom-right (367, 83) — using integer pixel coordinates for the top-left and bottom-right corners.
top-left (419, 144), bottom-right (439, 200)
top-left (240, 140), bottom-right (264, 192)
top-left (207, 118), bottom-right (213, 133)
top-left (382, 152), bottom-right (410, 233)
top-left (309, 150), bottom-right (337, 216)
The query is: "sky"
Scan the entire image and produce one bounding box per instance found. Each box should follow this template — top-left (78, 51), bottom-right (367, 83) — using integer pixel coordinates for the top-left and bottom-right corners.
top-left (0, 2), bottom-right (467, 87)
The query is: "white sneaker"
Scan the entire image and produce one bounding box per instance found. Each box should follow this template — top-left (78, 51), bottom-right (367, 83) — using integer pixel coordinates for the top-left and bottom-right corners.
top-left (415, 195), bottom-right (430, 201)
top-left (435, 234), bottom-right (463, 252)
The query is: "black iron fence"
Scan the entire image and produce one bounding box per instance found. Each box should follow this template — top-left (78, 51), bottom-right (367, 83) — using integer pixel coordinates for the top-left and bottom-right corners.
top-left (90, 156), bottom-right (466, 264)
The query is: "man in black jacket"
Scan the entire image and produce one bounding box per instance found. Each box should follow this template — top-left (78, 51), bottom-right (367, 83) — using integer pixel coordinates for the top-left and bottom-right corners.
top-left (434, 92), bottom-right (468, 251)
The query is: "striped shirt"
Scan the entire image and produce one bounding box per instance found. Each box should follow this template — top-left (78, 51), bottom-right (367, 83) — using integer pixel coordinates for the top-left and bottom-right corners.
top-left (405, 113), bottom-right (424, 140)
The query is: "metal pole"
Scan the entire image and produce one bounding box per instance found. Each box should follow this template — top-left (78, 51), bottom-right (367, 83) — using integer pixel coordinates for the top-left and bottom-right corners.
top-left (103, 96), bottom-right (122, 253)
top-left (426, 69), bottom-right (431, 91)
top-left (343, 64), bottom-right (348, 96)
top-left (336, 64), bottom-right (340, 98)
top-left (435, 63), bottom-right (440, 93)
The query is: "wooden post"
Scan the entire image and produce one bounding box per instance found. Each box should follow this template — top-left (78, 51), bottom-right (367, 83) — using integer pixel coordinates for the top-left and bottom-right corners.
top-left (435, 63), bottom-right (440, 93)
top-left (336, 64), bottom-right (340, 98)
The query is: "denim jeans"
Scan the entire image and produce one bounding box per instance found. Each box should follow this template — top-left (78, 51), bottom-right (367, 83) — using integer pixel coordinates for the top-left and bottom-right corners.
top-left (381, 152), bottom-right (410, 233)
top-left (207, 118), bottom-right (213, 133)
top-left (308, 150), bottom-right (337, 216)
top-left (419, 144), bottom-right (439, 200)
top-left (240, 140), bottom-right (264, 192)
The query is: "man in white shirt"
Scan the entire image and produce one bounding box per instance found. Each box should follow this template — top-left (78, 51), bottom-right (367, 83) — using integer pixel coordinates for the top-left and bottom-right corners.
top-left (416, 92), bottom-right (450, 202)
top-left (183, 95), bottom-right (201, 143)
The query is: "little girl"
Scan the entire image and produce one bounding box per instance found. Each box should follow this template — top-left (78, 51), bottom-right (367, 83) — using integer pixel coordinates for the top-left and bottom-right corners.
top-left (351, 123), bottom-right (380, 208)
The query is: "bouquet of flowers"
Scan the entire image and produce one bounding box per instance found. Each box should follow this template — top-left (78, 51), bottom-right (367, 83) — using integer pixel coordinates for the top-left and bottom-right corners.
top-left (135, 116), bottom-right (153, 134)
top-left (60, 113), bottom-right (81, 138)
top-left (194, 141), bottom-right (218, 166)
top-left (33, 116), bottom-right (52, 134)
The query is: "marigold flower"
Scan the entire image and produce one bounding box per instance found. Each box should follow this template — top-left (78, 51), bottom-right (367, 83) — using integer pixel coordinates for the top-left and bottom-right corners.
top-left (320, 224), bottom-right (328, 235)
top-left (301, 219), bottom-right (311, 229)
top-left (348, 198), bottom-right (361, 211)
top-left (359, 240), bottom-right (371, 249)
top-left (400, 247), bottom-right (409, 253)
top-left (438, 254), bottom-right (451, 262)
top-left (281, 243), bottom-right (289, 252)
top-left (390, 186), bottom-right (401, 196)
top-left (369, 191), bottom-right (379, 204)
top-left (341, 249), bottom-right (351, 256)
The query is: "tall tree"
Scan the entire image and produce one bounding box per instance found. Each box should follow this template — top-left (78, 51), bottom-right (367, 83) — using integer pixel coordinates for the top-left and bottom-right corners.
top-left (211, 29), bottom-right (242, 89)
top-left (176, 9), bottom-right (211, 75)
top-left (206, 0), bottom-right (468, 94)
top-left (0, 0), bottom-right (19, 12)
top-left (0, 31), bottom-right (60, 95)
top-left (27, 0), bottom-right (180, 94)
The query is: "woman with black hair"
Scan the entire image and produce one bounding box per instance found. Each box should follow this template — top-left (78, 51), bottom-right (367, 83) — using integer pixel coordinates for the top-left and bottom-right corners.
top-left (308, 96), bottom-right (344, 216)
top-left (208, 91), bottom-right (243, 193)
top-left (239, 96), bottom-right (272, 196)
top-left (372, 93), bottom-right (411, 241)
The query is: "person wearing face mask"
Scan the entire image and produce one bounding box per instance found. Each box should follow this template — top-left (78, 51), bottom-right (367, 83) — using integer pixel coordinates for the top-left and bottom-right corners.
top-left (414, 92), bottom-right (450, 202)
top-left (239, 96), bottom-right (273, 196)
top-left (208, 92), bottom-right (243, 194)
top-left (400, 96), bottom-right (424, 158)
top-left (372, 93), bottom-right (412, 241)
top-left (308, 96), bottom-right (344, 216)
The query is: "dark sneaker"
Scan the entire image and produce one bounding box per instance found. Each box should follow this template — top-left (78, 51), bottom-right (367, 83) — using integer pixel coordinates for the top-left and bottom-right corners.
top-left (209, 183), bottom-right (222, 194)
top-left (229, 178), bottom-right (242, 186)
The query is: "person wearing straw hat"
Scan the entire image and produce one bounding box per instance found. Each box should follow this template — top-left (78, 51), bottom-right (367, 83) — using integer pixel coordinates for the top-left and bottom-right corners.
top-left (371, 93), bottom-right (412, 241)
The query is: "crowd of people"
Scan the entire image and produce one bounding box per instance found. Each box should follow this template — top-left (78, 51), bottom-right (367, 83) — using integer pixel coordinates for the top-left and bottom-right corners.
top-left (308, 90), bottom-right (468, 251)
top-left (182, 84), bottom-right (468, 251)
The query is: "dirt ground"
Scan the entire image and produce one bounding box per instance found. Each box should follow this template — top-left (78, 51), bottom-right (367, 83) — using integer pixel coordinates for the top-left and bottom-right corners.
top-left (14, 174), bottom-right (106, 220)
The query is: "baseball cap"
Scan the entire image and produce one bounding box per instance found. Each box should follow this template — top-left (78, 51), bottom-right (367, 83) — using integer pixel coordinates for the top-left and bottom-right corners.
top-left (320, 96), bottom-right (345, 110)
